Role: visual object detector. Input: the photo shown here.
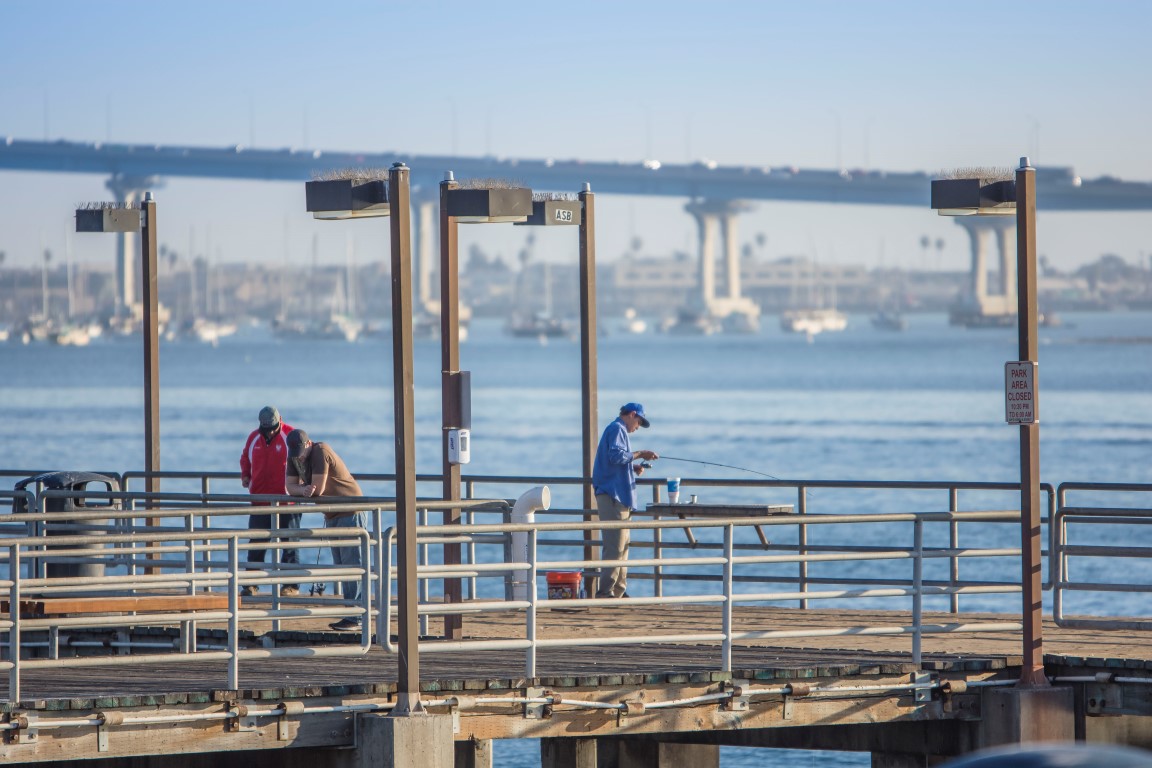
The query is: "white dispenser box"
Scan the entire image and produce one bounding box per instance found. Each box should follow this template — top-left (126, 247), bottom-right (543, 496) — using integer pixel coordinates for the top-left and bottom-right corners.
top-left (448, 429), bottom-right (471, 465)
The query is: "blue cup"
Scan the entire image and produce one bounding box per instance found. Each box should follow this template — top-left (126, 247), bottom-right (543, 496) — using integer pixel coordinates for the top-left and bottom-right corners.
top-left (667, 477), bottom-right (680, 504)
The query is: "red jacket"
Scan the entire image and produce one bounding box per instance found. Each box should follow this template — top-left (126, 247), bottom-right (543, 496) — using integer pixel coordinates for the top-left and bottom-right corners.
top-left (240, 423), bottom-right (294, 496)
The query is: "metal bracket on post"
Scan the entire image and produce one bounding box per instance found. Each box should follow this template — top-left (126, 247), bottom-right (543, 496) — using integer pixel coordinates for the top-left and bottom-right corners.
top-left (940, 679), bottom-right (966, 713)
top-left (913, 671), bottom-right (933, 704)
top-left (617, 699), bottom-right (645, 726)
top-left (225, 701), bottom-right (256, 733)
top-left (782, 682), bottom-right (810, 720)
top-left (446, 696), bottom-right (475, 733)
top-left (1086, 673), bottom-right (1122, 716)
top-left (5, 712), bottom-right (37, 744)
top-left (277, 701), bottom-right (305, 740)
top-left (524, 687), bottom-right (546, 720)
top-left (723, 680), bottom-right (749, 712)
top-left (95, 711), bottom-right (123, 752)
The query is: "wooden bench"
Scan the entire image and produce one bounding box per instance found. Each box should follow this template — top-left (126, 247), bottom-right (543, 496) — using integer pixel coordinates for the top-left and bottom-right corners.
top-left (639, 502), bottom-right (795, 547)
top-left (3, 594), bottom-right (229, 618)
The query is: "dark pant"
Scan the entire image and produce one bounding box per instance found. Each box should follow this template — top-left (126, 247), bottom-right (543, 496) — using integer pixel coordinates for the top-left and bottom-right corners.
top-left (247, 508), bottom-right (301, 587)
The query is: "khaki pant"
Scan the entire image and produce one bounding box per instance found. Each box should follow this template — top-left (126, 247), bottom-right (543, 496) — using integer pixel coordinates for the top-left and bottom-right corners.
top-left (595, 494), bottom-right (631, 598)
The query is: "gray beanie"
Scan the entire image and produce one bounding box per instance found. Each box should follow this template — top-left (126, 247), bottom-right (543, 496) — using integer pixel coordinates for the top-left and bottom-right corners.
top-left (258, 406), bottom-right (281, 429)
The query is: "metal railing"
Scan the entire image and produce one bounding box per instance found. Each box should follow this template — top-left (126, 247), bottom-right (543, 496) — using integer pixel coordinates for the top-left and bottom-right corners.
top-left (0, 512), bottom-right (376, 701)
top-left (3, 469), bottom-right (1133, 706)
top-left (1052, 482), bottom-right (1152, 629)
top-left (381, 509), bottom-right (1026, 677)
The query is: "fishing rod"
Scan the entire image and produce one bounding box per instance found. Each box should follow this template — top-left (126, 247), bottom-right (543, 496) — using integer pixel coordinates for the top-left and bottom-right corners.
top-left (651, 456), bottom-right (786, 481)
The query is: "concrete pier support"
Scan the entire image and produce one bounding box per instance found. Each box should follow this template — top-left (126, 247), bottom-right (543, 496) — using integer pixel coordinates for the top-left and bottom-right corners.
top-left (543, 737), bottom-right (719, 768)
top-left (720, 211), bottom-right (742, 301)
top-left (684, 203), bottom-right (719, 307)
top-left (953, 216), bottom-right (1017, 319)
top-left (683, 200), bottom-right (759, 330)
top-left (541, 737), bottom-right (599, 768)
top-left (104, 174), bottom-right (159, 317)
top-left (454, 737), bottom-right (493, 768)
top-left (357, 713), bottom-right (454, 768)
top-left (980, 686), bottom-right (1075, 749)
top-left (414, 196), bottom-right (437, 308)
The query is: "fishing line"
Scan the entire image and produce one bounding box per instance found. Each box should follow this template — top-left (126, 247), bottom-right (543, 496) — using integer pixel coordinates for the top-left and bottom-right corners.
top-left (657, 456), bottom-right (784, 481)
top-left (653, 456), bottom-right (814, 499)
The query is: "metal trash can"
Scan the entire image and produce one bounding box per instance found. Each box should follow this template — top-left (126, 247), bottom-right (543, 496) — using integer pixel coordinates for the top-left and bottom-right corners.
top-left (13, 471), bottom-right (120, 578)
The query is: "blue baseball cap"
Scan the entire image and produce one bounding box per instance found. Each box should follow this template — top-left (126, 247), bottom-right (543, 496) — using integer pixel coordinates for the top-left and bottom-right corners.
top-left (620, 402), bottom-right (650, 428)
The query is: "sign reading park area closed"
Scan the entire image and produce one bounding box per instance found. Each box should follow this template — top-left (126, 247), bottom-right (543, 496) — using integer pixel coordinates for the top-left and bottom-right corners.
top-left (1005, 361), bottom-right (1038, 424)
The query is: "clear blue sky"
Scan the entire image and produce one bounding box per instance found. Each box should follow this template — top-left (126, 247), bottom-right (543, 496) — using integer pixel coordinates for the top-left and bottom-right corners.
top-left (1, 1), bottom-right (1149, 274)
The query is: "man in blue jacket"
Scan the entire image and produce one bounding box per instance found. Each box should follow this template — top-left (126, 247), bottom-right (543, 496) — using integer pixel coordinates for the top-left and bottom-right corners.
top-left (591, 403), bottom-right (659, 598)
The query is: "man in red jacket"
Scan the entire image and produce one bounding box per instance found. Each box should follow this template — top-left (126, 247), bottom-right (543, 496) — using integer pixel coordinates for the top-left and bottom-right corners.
top-left (239, 406), bottom-right (299, 597)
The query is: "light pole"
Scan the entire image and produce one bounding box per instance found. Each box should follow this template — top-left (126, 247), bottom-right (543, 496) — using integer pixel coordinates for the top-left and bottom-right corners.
top-left (931, 157), bottom-right (1046, 687)
top-left (305, 165), bottom-right (423, 712)
top-left (439, 176), bottom-right (532, 638)
top-left (516, 186), bottom-right (600, 596)
top-left (76, 197), bottom-right (161, 505)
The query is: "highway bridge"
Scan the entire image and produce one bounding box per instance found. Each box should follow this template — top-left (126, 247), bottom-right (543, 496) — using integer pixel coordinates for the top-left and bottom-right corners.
top-left (4, 136), bottom-right (1152, 210)
top-left (4, 137), bottom-right (1151, 326)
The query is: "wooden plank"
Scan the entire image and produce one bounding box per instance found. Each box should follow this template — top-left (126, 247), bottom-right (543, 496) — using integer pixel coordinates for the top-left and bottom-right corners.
top-left (2, 594), bottom-right (229, 616)
top-left (640, 503), bottom-right (794, 517)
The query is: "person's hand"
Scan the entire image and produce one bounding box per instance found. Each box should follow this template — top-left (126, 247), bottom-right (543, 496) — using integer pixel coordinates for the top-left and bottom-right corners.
top-left (305, 484), bottom-right (318, 497)
top-left (241, 477), bottom-right (250, 489)
top-left (634, 463), bottom-right (646, 477)
top-left (639, 450), bottom-right (659, 461)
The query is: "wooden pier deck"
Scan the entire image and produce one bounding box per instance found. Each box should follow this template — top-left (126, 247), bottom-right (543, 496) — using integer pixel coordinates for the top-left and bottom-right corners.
top-left (1, 605), bottom-right (1149, 765)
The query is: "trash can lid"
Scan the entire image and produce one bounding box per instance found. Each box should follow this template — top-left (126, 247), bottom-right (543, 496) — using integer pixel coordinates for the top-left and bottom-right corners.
top-left (14, 471), bottom-right (120, 492)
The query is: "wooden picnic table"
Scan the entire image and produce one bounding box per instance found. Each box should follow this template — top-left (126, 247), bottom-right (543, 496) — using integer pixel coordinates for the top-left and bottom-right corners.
top-left (638, 502), bottom-right (794, 547)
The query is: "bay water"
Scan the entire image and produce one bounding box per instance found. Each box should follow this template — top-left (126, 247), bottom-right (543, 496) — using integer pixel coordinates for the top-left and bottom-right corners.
top-left (2, 310), bottom-right (1150, 766)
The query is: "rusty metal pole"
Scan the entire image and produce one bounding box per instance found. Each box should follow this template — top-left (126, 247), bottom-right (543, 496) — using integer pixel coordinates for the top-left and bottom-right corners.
top-left (439, 173), bottom-right (463, 639)
top-left (140, 194), bottom-right (161, 533)
top-left (388, 164), bottom-right (423, 714)
top-left (578, 184), bottom-right (599, 599)
top-left (1015, 157), bottom-right (1047, 688)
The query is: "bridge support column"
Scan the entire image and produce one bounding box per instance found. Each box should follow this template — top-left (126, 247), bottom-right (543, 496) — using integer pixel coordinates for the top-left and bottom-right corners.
top-left (979, 686), bottom-right (1074, 749)
top-left (953, 216), bottom-right (1016, 318)
top-left (357, 713), bottom-right (454, 768)
top-left (684, 200), bottom-right (757, 326)
top-left (684, 204), bottom-right (718, 307)
top-left (105, 174), bottom-right (160, 318)
top-left (720, 211), bottom-right (742, 301)
top-left (414, 196), bottom-right (437, 309)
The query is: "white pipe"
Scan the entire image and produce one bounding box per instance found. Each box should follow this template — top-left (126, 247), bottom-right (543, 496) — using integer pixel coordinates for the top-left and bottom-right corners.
top-left (510, 486), bottom-right (550, 601)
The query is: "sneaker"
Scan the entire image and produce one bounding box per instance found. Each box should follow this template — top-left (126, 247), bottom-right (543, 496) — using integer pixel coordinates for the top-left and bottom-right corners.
top-left (329, 618), bottom-right (362, 631)
top-left (240, 585), bottom-right (258, 597)
top-left (280, 586), bottom-right (300, 597)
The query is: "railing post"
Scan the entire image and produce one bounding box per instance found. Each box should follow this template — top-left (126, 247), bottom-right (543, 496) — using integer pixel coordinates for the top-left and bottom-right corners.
top-left (949, 487), bottom-right (960, 614)
top-left (797, 485), bottom-right (808, 609)
top-left (912, 517), bottom-right (923, 668)
top-left (653, 483), bottom-right (663, 597)
top-left (228, 536), bottom-right (240, 690)
top-left (418, 508), bottom-right (429, 638)
top-left (526, 529), bottom-right (538, 678)
top-left (361, 529), bottom-right (372, 646)
top-left (383, 527), bottom-right (396, 652)
top-left (373, 509), bottom-right (386, 646)
top-left (722, 524), bottom-right (733, 672)
top-left (9, 545), bottom-right (21, 702)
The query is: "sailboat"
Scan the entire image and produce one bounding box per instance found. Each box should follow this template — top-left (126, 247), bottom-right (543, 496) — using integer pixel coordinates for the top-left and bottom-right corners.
top-left (779, 258), bottom-right (847, 335)
top-left (507, 262), bottom-right (572, 340)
